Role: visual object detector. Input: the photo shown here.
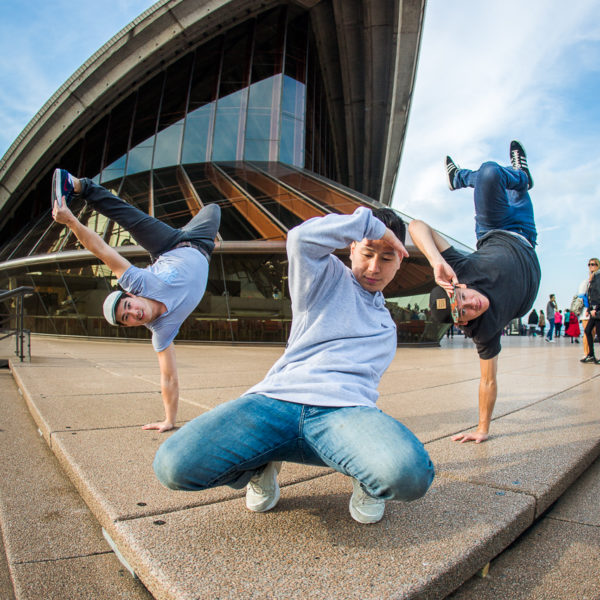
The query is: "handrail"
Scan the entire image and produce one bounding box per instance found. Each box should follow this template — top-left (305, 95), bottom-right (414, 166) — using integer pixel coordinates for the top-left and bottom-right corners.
top-left (0, 286), bottom-right (35, 301)
top-left (0, 286), bottom-right (35, 361)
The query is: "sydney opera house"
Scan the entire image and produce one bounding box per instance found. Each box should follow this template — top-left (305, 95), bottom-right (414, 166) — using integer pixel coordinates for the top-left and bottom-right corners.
top-left (0, 0), bottom-right (454, 345)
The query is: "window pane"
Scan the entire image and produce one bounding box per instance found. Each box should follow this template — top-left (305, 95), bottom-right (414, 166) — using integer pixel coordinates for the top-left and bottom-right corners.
top-left (282, 76), bottom-right (305, 118)
top-left (212, 90), bottom-right (244, 161)
top-left (101, 155), bottom-right (127, 183)
top-left (153, 120), bottom-right (184, 169)
top-left (280, 115), bottom-right (304, 166)
top-left (182, 104), bottom-right (212, 163)
top-left (126, 140), bottom-right (154, 175)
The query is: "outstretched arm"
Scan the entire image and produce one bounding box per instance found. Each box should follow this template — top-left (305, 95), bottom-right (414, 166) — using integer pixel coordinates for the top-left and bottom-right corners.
top-left (408, 219), bottom-right (458, 293)
top-left (52, 200), bottom-right (131, 278)
top-left (452, 355), bottom-right (498, 443)
top-left (143, 343), bottom-right (178, 432)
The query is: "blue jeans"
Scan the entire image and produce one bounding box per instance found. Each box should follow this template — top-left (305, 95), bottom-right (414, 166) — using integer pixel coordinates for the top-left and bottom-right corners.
top-left (454, 161), bottom-right (537, 246)
top-left (546, 320), bottom-right (555, 340)
top-left (79, 179), bottom-right (221, 260)
top-left (153, 394), bottom-right (434, 502)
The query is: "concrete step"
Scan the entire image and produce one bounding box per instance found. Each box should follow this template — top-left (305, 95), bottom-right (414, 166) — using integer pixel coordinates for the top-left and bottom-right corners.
top-left (448, 456), bottom-right (600, 599)
top-left (7, 336), bottom-right (600, 599)
top-left (0, 370), bottom-right (153, 600)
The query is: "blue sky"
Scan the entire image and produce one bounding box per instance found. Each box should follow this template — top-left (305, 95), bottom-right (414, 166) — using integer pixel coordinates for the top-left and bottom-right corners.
top-left (1, 0), bottom-right (599, 313)
top-left (394, 0), bottom-right (600, 314)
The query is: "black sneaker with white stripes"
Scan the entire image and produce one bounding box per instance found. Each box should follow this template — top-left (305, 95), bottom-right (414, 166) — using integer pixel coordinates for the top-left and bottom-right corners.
top-left (445, 156), bottom-right (459, 191)
top-left (510, 140), bottom-right (534, 190)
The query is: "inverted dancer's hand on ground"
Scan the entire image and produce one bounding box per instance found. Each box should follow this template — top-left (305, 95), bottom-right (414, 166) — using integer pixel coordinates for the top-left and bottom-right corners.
top-left (142, 420), bottom-right (175, 433)
top-left (451, 430), bottom-right (489, 444)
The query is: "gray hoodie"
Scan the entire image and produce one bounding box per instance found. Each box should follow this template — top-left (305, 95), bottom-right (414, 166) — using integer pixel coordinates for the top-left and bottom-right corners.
top-left (245, 207), bottom-right (396, 408)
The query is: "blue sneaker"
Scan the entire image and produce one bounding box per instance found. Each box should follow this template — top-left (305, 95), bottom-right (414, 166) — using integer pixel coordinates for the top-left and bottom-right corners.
top-left (51, 168), bottom-right (75, 209)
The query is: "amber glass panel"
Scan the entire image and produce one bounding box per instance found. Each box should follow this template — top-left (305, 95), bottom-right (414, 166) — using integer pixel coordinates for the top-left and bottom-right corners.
top-left (220, 163), bottom-right (301, 230)
top-left (183, 164), bottom-right (259, 241)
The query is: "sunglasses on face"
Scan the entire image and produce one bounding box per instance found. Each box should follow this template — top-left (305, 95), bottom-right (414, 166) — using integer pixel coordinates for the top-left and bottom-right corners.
top-left (448, 288), bottom-right (460, 322)
top-left (589, 263), bottom-right (599, 267)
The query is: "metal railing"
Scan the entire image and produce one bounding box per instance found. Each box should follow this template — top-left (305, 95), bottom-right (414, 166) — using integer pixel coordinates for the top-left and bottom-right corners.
top-left (0, 286), bottom-right (35, 362)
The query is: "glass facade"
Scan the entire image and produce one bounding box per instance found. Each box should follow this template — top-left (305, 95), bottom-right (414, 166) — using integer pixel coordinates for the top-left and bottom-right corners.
top-left (0, 4), bottom-right (448, 346)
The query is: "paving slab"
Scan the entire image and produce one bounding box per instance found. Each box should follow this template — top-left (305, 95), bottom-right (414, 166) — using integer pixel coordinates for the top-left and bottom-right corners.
top-left (428, 379), bottom-right (600, 517)
top-left (51, 427), bottom-right (333, 524)
top-left (0, 373), bottom-right (107, 563)
top-left (448, 518), bottom-right (600, 600)
top-left (11, 554), bottom-right (153, 600)
top-left (449, 457), bottom-right (600, 600)
top-left (18, 390), bottom-right (201, 439)
top-left (550, 455), bottom-right (600, 526)
top-left (0, 371), bottom-right (152, 600)
top-left (8, 335), bottom-right (600, 599)
top-left (12, 362), bottom-right (159, 398)
top-left (107, 473), bottom-right (535, 600)
top-left (0, 526), bottom-right (15, 600)
top-left (378, 364), bottom-right (589, 444)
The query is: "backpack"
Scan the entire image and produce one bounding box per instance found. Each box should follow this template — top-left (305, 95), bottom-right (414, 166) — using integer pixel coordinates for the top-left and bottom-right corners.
top-left (570, 295), bottom-right (584, 316)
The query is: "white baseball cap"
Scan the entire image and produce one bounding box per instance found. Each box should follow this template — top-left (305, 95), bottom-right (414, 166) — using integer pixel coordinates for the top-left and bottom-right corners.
top-left (103, 290), bottom-right (125, 326)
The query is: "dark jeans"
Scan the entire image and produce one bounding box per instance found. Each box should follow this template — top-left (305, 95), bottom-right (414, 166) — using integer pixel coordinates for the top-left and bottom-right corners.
top-left (79, 179), bottom-right (221, 260)
top-left (584, 316), bottom-right (600, 357)
top-left (454, 161), bottom-right (537, 246)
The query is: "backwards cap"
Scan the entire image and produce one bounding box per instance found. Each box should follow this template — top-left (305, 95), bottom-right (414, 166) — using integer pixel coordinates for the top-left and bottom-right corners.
top-left (429, 285), bottom-right (459, 324)
top-left (102, 290), bottom-right (125, 326)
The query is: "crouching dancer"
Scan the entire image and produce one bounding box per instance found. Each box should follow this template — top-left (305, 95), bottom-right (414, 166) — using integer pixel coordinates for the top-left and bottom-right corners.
top-left (51, 170), bottom-right (221, 432)
top-left (154, 206), bottom-right (434, 524)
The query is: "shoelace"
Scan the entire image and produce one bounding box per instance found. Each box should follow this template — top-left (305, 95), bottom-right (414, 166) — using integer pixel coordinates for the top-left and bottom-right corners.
top-left (356, 487), bottom-right (383, 505)
top-left (446, 161), bottom-right (457, 174)
top-left (248, 475), bottom-right (272, 495)
top-left (511, 149), bottom-right (528, 171)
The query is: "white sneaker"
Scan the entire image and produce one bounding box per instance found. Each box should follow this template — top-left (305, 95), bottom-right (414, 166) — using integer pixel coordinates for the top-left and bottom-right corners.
top-left (246, 462), bottom-right (282, 512)
top-left (349, 478), bottom-right (385, 524)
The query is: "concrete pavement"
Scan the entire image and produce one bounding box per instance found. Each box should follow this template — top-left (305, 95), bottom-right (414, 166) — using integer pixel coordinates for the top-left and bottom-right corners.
top-left (2, 333), bottom-right (599, 599)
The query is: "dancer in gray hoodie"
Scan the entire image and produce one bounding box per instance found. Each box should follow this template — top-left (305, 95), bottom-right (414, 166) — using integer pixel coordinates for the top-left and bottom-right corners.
top-left (154, 206), bottom-right (434, 524)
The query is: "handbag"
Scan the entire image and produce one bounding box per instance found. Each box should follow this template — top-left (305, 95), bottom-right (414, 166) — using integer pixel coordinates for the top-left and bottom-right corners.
top-left (570, 295), bottom-right (584, 316)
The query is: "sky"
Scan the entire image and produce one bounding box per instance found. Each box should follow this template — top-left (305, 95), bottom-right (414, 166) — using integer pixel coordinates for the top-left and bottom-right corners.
top-left (1, 0), bottom-right (599, 313)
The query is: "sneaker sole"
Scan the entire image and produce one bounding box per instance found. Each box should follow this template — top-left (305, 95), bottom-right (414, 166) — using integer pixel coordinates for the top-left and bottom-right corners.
top-left (51, 169), bottom-right (62, 210)
top-left (246, 484), bottom-right (280, 513)
top-left (348, 499), bottom-right (384, 524)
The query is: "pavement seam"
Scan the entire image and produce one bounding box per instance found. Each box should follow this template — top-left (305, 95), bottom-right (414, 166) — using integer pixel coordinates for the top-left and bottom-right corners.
top-left (546, 516), bottom-right (600, 529)
top-left (112, 471), bottom-right (337, 523)
top-left (11, 550), bottom-right (115, 566)
top-left (428, 374), bottom-right (600, 443)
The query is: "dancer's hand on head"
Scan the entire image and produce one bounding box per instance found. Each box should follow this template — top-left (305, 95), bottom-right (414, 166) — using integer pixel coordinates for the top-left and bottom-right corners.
top-left (433, 261), bottom-right (459, 294)
top-left (451, 430), bottom-right (489, 444)
top-left (142, 420), bottom-right (175, 433)
top-left (381, 228), bottom-right (409, 260)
